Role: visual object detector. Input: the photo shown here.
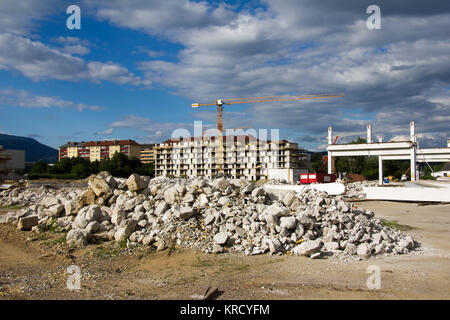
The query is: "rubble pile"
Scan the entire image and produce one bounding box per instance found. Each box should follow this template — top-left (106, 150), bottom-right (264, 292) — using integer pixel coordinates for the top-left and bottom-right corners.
top-left (344, 181), bottom-right (378, 199)
top-left (0, 173), bottom-right (417, 259)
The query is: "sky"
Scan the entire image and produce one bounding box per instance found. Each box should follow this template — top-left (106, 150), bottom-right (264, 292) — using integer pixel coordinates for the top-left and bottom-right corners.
top-left (0, 0), bottom-right (449, 151)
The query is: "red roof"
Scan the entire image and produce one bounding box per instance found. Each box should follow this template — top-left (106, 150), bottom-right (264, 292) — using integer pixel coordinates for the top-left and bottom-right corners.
top-left (82, 139), bottom-right (141, 147)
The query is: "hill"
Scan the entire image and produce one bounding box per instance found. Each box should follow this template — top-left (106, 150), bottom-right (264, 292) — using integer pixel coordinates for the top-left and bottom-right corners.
top-left (0, 134), bottom-right (58, 163)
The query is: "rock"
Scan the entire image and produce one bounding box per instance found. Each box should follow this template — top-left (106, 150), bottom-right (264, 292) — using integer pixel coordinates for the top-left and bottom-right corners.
top-left (73, 205), bottom-right (101, 229)
top-left (251, 187), bottom-right (265, 198)
top-left (197, 194), bottom-right (209, 208)
top-left (214, 232), bottom-right (229, 245)
top-left (398, 236), bottom-right (415, 250)
top-left (280, 216), bottom-right (297, 230)
top-left (85, 221), bottom-right (100, 234)
top-left (114, 219), bottom-right (138, 242)
top-left (357, 243), bottom-right (372, 258)
top-left (154, 201), bottom-right (169, 216)
top-left (111, 208), bottom-right (126, 226)
top-left (213, 178), bottom-right (230, 191)
top-left (178, 206), bottom-right (194, 220)
top-left (241, 183), bottom-right (256, 194)
top-left (88, 176), bottom-right (113, 197)
top-left (77, 188), bottom-right (96, 208)
top-left (66, 229), bottom-right (89, 247)
top-left (281, 191), bottom-right (296, 207)
top-left (126, 174), bottom-right (147, 192)
top-left (40, 197), bottom-right (60, 208)
top-left (324, 241), bottom-right (340, 251)
top-left (17, 215), bottom-right (39, 230)
top-left (218, 196), bottom-right (230, 206)
top-left (293, 239), bottom-right (323, 257)
top-left (48, 204), bottom-right (64, 218)
top-left (163, 187), bottom-right (178, 204)
top-left (263, 203), bottom-right (286, 218)
top-left (204, 214), bottom-right (215, 226)
top-left (64, 200), bottom-right (77, 216)
top-left (310, 252), bottom-right (321, 259)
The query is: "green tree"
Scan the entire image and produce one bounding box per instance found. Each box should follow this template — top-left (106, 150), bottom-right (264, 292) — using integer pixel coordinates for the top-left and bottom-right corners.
top-left (31, 161), bottom-right (48, 174)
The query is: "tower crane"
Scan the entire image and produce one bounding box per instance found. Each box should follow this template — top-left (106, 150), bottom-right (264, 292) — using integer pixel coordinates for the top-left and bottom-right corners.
top-left (192, 93), bottom-right (344, 174)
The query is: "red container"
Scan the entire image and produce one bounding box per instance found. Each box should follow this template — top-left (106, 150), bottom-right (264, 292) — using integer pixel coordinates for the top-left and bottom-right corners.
top-left (300, 173), bottom-right (336, 184)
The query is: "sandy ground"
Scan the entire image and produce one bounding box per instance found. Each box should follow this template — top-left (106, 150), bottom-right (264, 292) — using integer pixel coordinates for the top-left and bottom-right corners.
top-left (0, 200), bottom-right (449, 300)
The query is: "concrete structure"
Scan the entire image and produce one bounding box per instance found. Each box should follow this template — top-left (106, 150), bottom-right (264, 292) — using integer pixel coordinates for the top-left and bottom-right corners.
top-left (155, 135), bottom-right (308, 180)
top-left (0, 146), bottom-right (12, 177)
top-left (363, 186), bottom-right (450, 202)
top-left (0, 146), bottom-right (25, 180)
top-left (59, 140), bottom-right (142, 162)
top-left (264, 183), bottom-right (345, 198)
top-left (266, 168), bottom-right (307, 183)
top-left (326, 122), bottom-right (450, 185)
top-left (140, 144), bottom-right (156, 164)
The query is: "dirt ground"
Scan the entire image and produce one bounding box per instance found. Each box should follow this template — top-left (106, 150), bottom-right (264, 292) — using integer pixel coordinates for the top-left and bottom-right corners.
top-left (0, 200), bottom-right (449, 300)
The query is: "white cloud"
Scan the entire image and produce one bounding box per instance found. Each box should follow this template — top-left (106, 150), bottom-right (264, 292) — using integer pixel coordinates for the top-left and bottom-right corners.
top-left (0, 89), bottom-right (103, 111)
top-left (0, 33), bottom-right (149, 85)
top-left (95, 128), bottom-right (114, 135)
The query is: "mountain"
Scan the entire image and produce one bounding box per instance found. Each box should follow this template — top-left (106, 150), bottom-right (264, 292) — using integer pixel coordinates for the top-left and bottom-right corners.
top-left (0, 134), bottom-right (58, 163)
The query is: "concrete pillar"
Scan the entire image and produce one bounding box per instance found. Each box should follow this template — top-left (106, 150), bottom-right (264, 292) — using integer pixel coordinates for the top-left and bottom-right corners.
top-left (328, 152), bottom-right (332, 174)
top-left (410, 121), bottom-right (417, 181)
top-left (328, 127), bottom-right (333, 145)
top-left (379, 156), bottom-right (383, 185)
top-left (367, 124), bottom-right (372, 143)
top-left (327, 126), bottom-right (333, 174)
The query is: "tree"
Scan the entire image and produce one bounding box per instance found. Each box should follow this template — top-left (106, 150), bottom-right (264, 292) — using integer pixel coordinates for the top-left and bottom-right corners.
top-left (31, 161), bottom-right (48, 174)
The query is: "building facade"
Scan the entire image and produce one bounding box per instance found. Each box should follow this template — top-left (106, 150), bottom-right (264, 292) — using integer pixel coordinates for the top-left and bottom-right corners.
top-left (59, 140), bottom-right (142, 162)
top-left (140, 144), bottom-right (156, 164)
top-left (155, 136), bottom-right (308, 180)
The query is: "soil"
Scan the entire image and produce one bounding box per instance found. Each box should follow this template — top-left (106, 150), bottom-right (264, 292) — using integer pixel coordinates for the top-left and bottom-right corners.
top-left (0, 200), bottom-right (449, 300)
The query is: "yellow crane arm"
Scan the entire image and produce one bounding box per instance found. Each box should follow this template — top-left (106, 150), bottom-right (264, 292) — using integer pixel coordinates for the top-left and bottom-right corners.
top-left (192, 93), bottom-right (344, 107)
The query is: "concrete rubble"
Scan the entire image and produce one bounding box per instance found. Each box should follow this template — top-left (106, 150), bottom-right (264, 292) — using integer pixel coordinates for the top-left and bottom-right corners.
top-left (0, 173), bottom-right (418, 259)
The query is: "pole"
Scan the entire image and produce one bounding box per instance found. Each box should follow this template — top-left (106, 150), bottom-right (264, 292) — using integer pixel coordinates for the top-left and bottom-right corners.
top-left (379, 156), bottom-right (383, 185)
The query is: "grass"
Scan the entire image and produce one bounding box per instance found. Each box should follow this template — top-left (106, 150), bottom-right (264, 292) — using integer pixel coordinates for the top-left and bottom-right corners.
top-left (47, 218), bottom-right (65, 234)
top-left (0, 204), bottom-right (24, 210)
top-left (92, 245), bottom-right (120, 258)
top-left (191, 255), bottom-right (214, 268)
top-left (380, 218), bottom-right (415, 231)
top-left (42, 236), bottom-right (66, 247)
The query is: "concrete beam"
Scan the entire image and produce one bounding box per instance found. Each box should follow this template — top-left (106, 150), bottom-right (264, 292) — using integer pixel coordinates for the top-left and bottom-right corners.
top-left (363, 186), bottom-right (450, 202)
top-left (328, 141), bottom-right (412, 151)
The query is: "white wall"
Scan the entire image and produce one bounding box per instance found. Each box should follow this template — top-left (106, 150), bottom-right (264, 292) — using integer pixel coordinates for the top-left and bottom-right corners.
top-left (267, 168), bottom-right (308, 183)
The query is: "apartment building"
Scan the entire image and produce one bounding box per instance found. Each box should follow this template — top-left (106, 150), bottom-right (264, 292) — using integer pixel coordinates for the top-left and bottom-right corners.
top-left (59, 140), bottom-right (142, 162)
top-left (140, 144), bottom-right (156, 164)
top-left (154, 135), bottom-right (307, 180)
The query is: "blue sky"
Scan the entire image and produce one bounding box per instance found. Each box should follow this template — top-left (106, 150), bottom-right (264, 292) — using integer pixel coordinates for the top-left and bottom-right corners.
top-left (0, 0), bottom-right (449, 151)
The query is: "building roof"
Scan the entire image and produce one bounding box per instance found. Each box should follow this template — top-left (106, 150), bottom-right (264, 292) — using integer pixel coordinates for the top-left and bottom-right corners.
top-left (60, 139), bottom-right (141, 148)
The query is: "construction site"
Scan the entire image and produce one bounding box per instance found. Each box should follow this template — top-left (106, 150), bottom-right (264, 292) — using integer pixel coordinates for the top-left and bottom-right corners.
top-left (1, 1), bottom-right (449, 306)
top-left (1, 93), bottom-right (449, 300)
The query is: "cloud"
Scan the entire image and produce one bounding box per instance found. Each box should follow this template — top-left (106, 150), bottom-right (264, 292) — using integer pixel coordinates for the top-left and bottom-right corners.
top-left (0, 89), bottom-right (103, 111)
top-left (95, 128), bottom-right (114, 135)
top-left (0, 0), bottom-right (67, 35)
top-left (27, 133), bottom-right (43, 139)
top-left (128, 1), bottom-right (450, 149)
top-left (108, 114), bottom-right (194, 143)
top-left (0, 33), bottom-right (150, 85)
